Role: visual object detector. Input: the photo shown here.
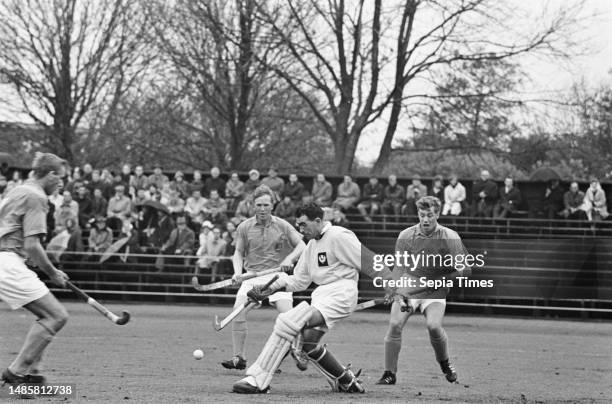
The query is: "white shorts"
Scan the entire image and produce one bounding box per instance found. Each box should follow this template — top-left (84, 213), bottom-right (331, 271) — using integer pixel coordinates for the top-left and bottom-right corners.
top-left (311, 279), bottom-right (358, 329)
top-left (236, 272), bottom-right (293, 304)
top-left (408, 298), bottom-right (446, 313)
top-left (0, 252), bottom-right (49, 310)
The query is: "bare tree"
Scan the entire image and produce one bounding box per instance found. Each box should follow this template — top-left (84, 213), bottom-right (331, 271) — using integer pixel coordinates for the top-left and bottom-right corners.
top-left (255, 0), bottom-right (586, 174)
top-left (0, 0), bottom-right (149, 164)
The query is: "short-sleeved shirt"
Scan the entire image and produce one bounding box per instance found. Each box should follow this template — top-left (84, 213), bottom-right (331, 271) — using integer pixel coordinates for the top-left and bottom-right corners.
top-left (395, 223), bottom-right (468, 297)
top-left (0, 181), bottom-right (48, 258)
top-left (236, 215), bottom-right (301, 272)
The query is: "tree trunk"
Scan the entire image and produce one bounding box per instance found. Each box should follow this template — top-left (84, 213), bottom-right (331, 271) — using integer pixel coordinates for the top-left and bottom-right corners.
top-left (372, 94), bottom-right (402, 174)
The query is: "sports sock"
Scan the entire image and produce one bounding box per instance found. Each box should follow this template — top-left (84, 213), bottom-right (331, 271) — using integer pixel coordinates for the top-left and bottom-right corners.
top-left (384, 331), bottom-right (402, 374)
top-left (308, 345), bottom-right (352, 384)
top-left (232, 319), bottom-right (248, 358)
top-left (9, 321), bottom-right (55, 376)
top-left (428, 327), bottom-right (449, 362)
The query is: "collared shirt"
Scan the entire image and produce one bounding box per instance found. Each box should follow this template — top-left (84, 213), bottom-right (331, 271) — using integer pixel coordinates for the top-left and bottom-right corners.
top-left (0, 180), bottom-right (48, 257)
top-left (284, 222), bottom-right (361, 292)
top-left (236, 215), bottom-right (301, 272)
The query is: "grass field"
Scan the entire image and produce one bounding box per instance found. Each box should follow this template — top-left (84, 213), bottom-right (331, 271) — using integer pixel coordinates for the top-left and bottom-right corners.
top-left (1, 302), bottom-right (611, 403)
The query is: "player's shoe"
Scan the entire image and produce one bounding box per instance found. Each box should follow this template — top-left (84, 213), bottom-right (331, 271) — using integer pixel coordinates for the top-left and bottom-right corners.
top-left (221, 355), bottom-right (247, 370)
top-left (232, 376), bottom-right (270, 394)
top-left (439, 359), bottom-right (457, 383)
top-left (338, 366), bottom-right (365, 393)
top-left (290, 348), bottom-right (309, 371)
top-left (375, 370), bottom-right (396, 385)
top-left (1, 369), bottom-right (36, 399)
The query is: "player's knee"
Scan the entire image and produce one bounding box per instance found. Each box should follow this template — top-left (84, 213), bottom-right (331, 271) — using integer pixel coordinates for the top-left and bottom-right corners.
top-left (52, 306), bottom-right (69, 330)
top-left (426, 318), bottom-right (443, 333)
top-left (388, 316), bottom-right (405, 333)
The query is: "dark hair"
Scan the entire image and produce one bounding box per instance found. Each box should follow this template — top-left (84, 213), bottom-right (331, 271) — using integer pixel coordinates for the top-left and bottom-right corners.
top-left (296, 202), bottom-right (324, 220)
top-left (416, 196), bottom-right (441, 213)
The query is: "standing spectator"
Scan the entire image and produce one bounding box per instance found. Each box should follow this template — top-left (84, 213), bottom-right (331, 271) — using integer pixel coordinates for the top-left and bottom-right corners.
top-left (190, 170), bottom-right (205, 195)
top-left (196, 226), bottom-right (227, 282)
top-left (282, 173), bottom-right (304, 203)
top-left (225, 172), bottom-right (245, 212)
top-left (442, 175), bottom-right (466, 216)
top-left (402, 175), bottom-right (428, 216)
top-left (429, 175), bottom-right (444, 201)
top-left (312, 173), bottom-right (333, 207)
top-left (205, 166), bottom-right (226, 198)
top-left (185, 189), bottom-right (207, 224)
top-left (88, 216), bottom-right (113, 255)
top-left (470, 170), bottom-right (498, 218)
top-left (204, 189), bottom-right (228, 225)
top-left (357, 176), bottom-right (384, 222)
top-left (332, 175), bottom-right (361, 211)
top-left (562, 182), bottom-right (587, 220)
top-left (170, 171), bottom-right (190, 199)
top-left (494, 177), bottom-right (522, 218)
top-left (107, 184), bottom-right (132, 231)
top-left (581, 177), bottom-right (609, 221)
top-left (261, 167), bottom-right (284, 201)
top-left (129, 165), bottom-right (149, 195)
top-left (274, 195), bottom-right (297, 224)
top-left (91, 188), bottom-right (108, 219)
top-left (119, 164), bottom-right (132, 188)
top-left (54, 190), bottom-right (79, 233)
top-left (234, 194), bottom-right (255, 223)
top-left (74, 184), bottom-right (93, 228)
top-left (100, 169), bottom-right (115, 200)
top-left (381, 174), bottom-right (405, 218)
top-left (148, 164), bottom-right (169, 190)
top-left (82, 163), bottom-right (93, 183)
top-left (243, 169), bottom-right (261, 195)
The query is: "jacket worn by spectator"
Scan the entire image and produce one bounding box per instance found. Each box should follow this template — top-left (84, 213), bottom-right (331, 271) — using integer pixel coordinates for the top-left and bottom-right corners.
top-left (406, 183), bottom-right (427, 200)
top-left (274, 199), bottom-right (297, 222)
top-left (205, 177), bottom-right (226, 198)
top-left (564, 189), bottom-right (585, 211)
top-left (107, 194), bottom-right (132, 219)
top-left (88, 227), bottom-right (113, 252)
top-left (196, 236), bottom-right (227, 268)
top-left (283, 181), bottom-right (305, 203)
top-left (498, 186), bottom-right (522, 210)
top-left (333, 181), bottom-right (361, 210)
top-left (312, 180), bottom-right (333, 207)
top-left (261, 176), bottom-right (285, 198)
top-left (91, 195), bottom-right (108, 218)
top-left (383, 183), bottom-right (405, 205)
top-left (360, 182), bottom-right (384, 204)
top-left (148, 173), bottom-right (169, 190)
top-left (130, 175), bottom-right (149, 192)
top-left (443, 182), bottom-right (466, 216)
top-left (225, 178), bottom-right (245, 200)
top-left (471, 179), bottom-right (498, 205)
top-left (162, 226), bottom-right (195, 255)
top-left (74, 194), bottom-right (93, 227)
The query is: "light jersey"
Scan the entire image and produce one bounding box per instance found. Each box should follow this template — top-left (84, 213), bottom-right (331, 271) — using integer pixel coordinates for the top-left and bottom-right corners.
top-left (236, 215), bottom-right (301, 272)
top-left (0, 180), bottom-right (49, 258)
top-left (395, 223), bottom-right (468, 298)
top-left (284, 222), bottom-right (361, 292)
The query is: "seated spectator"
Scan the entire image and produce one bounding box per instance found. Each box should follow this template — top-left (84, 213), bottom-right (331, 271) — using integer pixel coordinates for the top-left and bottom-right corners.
top-left (48, 186), bottom-right (63, 211)
top-left (100, 169), bottom-right (116, 200)
top-left (65, 168), bottom-right (82, 195)
top-left (283, 173), bottom-right (305, 203)
top-left (165, 189), bottom-right (185, 214)
top-left (581, 177), bottom-right (609, 221)
top-left (132, 188), bottom-right (148, 207)
top-left (312, 173), bottom-right (333, 207)
top-left (82, 163), bottom-right (93, 183)
top-left (129, 165), bottom-right (149, 195)
top-left (86, 169), bottom-right (104, 195)
top-left (161, 214), bottom-right (195, 258)
top-left (261, 167), bottom-right (284, 202)
top-left (402, 175), bottom-right (427, 216)
top-left (54, 190), bottom-right (79, 233)
top-left (243, 169), bottom-right (261, 195)
top-left (145, 183), bottom-right (158, 200)
top-left (332, 175), bottom-right (361, 211)
top-left (203, 189), bottom-right (228, 225)
top-left (144, 209), bottom-right (175, 252)
top-left (62, 218), bottom-right (84, 263)
top-left (185, 189), bottom-right (207, 224)
top-left (442, 175), bottom-right (466, 216)
top-left (91, 188), bottom-right (108, 219)
top-left (429, 175), bottom-right (444, 201)
top-left (148, 164), bottom-right (169, 190)
top-left (170, 170), bottom-right (190, 199)
top-left (225, 172), bottom-right (244, 212)
top-left (199, 220), bottom-right (215, 246)
top-left (381, 175), bottom-right (405, 218)
top-left (196, 226), bottom-right (227, 282)
top-left (544, 179), bottom-right (565, 219)
top-left (234, 194), bottom-right (255, 222)
top-left (331, 207), bottom-right (349, 228)
top-left (107, 184), bottom-right (132, 231)
top-left (274, 195), bottom-right (297, 224)
top-left (357, 176), bottom-right (383, 222)
top-left (205, 166), bottom-right (226, 198)
top-left (470, 170), bottom-right (498, 218)
top-left (88, 216), bottom-right (113, 255)
top-left (301, 191), bottom-right (314, 206)
top-left (562, 182), bottom-right (587, 220)
top-left (74, 184), bottom-right (93, 228)
top-left (494, 177), bottom-right (522, 218)
top-left (190, 170), bottom-right (205, 195)
top-left (118, 164), bottom-right (132, 189)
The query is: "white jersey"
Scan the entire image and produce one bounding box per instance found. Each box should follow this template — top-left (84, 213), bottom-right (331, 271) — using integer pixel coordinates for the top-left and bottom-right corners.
top-left (284, 222), bottom-right (361, 292)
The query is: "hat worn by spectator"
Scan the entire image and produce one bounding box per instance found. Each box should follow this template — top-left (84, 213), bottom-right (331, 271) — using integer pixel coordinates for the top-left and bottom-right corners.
top-left (96, 216), bottom-right (107, 223)
top-left (175, 171), bottom-right (184, 178)
top-left (201, 220), bottom-right (214, 229)
top-left (249, 169), bottom-right (259, 177)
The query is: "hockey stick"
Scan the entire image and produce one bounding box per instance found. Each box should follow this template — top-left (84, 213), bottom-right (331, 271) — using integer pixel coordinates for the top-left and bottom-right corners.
top-left (65, 281), bottom-right (131, 325)
top-left (213, 275), bottom-right (279, 331)
top-left (192, 266), bottom-right (283, 292)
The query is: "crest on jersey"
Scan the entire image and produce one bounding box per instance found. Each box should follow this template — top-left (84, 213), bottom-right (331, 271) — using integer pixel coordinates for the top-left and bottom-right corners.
top-left (317, 252), bottom-right (329, 266)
